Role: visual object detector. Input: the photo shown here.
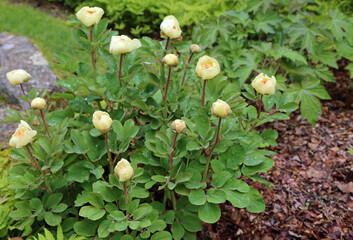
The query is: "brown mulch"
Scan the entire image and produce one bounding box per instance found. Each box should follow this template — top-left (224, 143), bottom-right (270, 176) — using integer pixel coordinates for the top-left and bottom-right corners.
top-left (199, 58), bottom-right (353, 239)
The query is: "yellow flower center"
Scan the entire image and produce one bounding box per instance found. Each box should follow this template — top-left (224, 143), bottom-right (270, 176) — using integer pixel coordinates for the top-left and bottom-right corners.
top-left (16, 129), bottom-right (25, 137)
top-left (173, 26), bottom-right (176, 29)
top-left (87, 10), bottom-right (96, 14)
top-left (203, 63), bottom-right (213, 69)
top-left (260, 79), bottom-right (269, 85)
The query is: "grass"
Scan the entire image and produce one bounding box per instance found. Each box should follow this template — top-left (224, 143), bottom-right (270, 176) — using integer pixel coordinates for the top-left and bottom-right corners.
top-left (0, 1), bottom-right (79, 62)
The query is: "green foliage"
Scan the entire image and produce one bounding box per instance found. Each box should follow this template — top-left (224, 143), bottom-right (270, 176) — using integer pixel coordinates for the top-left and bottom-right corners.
top-left (193, 0), bottom-right (353, 125)
top-left (5, 7), bottom-right (298, 239)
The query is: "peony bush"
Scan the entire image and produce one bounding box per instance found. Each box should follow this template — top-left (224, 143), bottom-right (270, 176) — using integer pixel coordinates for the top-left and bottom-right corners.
top-left (3, 7), bottom-right (299, 239)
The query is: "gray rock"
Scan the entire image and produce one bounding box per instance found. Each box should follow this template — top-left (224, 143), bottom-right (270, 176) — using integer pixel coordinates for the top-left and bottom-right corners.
top-left (0, 104), bottom-right (19, 148)
top-left (0, 32), bottom-right (57, 109)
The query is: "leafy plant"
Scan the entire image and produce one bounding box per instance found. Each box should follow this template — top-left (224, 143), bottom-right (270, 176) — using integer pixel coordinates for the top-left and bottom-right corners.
top-left (193, 0), bottom-right (353, 125)
top-left (4, 9), bottom-right (298, 240)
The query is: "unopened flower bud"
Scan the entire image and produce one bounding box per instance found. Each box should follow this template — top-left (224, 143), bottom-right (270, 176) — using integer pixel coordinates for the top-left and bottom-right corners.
top-left (6, 69), bottom-right (31, 86)
top-left (114, 158), bottom-right (134, 182)
top-left (31, 97), bottom-right (46, 110)
top-left (171, 119), bottom-right (186, 133)
top-left (251, 73), bottom-right (276, 95)
top-left (163, 54), bottom-right (178, 66)
top-left (76, 6), bottom-right (104, 27)
top-left (211, 99), bottom-right (231, 118)
top-left (93, 111), bottom-right (113, 132)
top-left (195, 56), bottom-right (220, 80)
top-left (190, 44), bottom-right (201, 53)
top-left (9, 120), bottom-right (37, 148)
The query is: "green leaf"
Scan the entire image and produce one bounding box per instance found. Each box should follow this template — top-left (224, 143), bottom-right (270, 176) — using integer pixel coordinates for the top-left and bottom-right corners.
top-left (74, 220), bottom-right (97, 237)
top-left (188, 189), bottom-right (206, 206)
top-left (301, 94), bottom-right (321, 126)
top-left (180, 215), bottom-right (202, 232)
top-left (244, 151), bottom-right (266, 166)
top-left (79, 206), bottom-right (105, 221)
top-left (149, 219), bottom-right (166, 233)
top-left (98, 48), bottom-right (116, 71)
top-left (223, 179), bottom-right (250, 193)
top-left (87, 192), bottom-right (104, 208)
top-left (151, 231), bottom-right (172, 240)
top-left (211, 171), bottom-right (232, 188)
top-left (98, 220), bottom-right (111, 238)
top-left (51, 203), bottom-right (68, 213)
top-left (206, 189), bottom-right (227, 204)
top-left (198, 202), bottom-right (221, 223)
top-left (171, 222), bottom-right (185, 240)
top-left (47, 193), bottom-right (63, 209)
top-left (225, 190), bottom-right (249, 208)
top-left (133, 204), bottom-right (153, 220)
top-left (44, 212), bottom-right (62, 226)
top-left (195, 113), bottom-right (210, 140)
top-left (219, 144), bottom-right (244, 169)
top-left (246, 188), bottom-right (265, 213)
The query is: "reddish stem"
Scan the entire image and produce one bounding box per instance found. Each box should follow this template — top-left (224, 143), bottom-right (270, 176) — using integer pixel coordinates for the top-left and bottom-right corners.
top-left (40, 109), bottom-right (51, 138)
top-left (169, 132), bottom-right (178, 173)
top-left (201, 80), bottom-right (207, 108)
top-left (123, 182), bottom-right (129, 213)
top-left (20, 83), bottom-right (31, 107)
top-left (118, 54), bottom-right (123, 86)
top-left (105, 132), bottom-right (112, 165)
top-left (163, 37), bottom-right (170, 58)
top-left (181, 52), bottom-right (195, 86)
top-left (164, 66), bottom-right (172, 100)
top-left (257, 95), bottom-right (263, 118)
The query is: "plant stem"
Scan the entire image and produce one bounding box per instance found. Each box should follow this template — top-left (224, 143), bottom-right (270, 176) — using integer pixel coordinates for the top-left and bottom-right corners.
top-left (202, 117), bottom-right (222, 182)
top-left (257, 95), bottom-right (263, 118)
top-left (169, 132), bottom-right (178, 175)
top-left (249, 109), bottom-right (279, 132)
top-left (40, 109), bottom-right (51, 138)
top-left (90, 29), bottom-right (96, 70)
top-left (181, 52), bottom-right (195, 86)
top-left (201, 79), bottom-right (207, 108)
top-left (118, 54), bottom-right (124, 86)
top-left (163, 66), bottom-right (172, 119)
top-left (123, 182), bottom-right (129, 214)
top-left (26, 146), bottom-right (52, 193)
top-left (19, 83), bottom-right (31, 107)
top-left (163, 37), bottom-right (170, 58)
top-left (105, 132), bottom-right (113, 173)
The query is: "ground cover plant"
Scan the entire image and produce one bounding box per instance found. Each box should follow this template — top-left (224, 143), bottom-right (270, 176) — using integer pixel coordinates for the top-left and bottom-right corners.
top-left (193, 0), bottom-right (353, 125)
top-left (2, 5), bottom-right (301, 240)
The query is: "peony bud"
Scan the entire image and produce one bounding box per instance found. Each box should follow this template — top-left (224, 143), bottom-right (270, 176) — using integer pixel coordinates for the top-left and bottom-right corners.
top-left (6, 69), bottom-right (31, 86)
top-left (93, 111), bottom-right (113, 132)
top-left (31, 97), bottom-right (46, 110)
top-left (190, 44), bottom-right (201, 53)
top-left (251, 73), bottom-right (276, 95)
top-left (163, 54), bottom-right (178, 66)
top-left (171, 119), bottom-right (186, 133)
top-left (211, 99), bottom-right (232, 118)
top-left (109, 35), bottom-right (141, 55)
top-left (76, 6), bottom-right (104, 27)
top-left (114, 158), bottom-right (134, 182)
top-left (195, 56), bottom-right (220, 80)
top-left (9, 120), bottom-right (37, 148)
top-left (160, 15), bottom-right (182, 39)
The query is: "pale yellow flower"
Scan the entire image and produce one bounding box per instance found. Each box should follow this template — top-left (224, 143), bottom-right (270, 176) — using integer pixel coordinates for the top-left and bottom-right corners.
top-left (76, 6), bottom-right (104, 27)
top-left (251, 73), bottom-right (276, 95)
top-left (93, 111), bottom-right (113, 132)
top-left (160, 15), bottom-right (182, 39)
top-left (109, 35), bottom-right (141, 55)
top-left (171, 120), bottom-right (186, 133)
top-left (163, 54), bottom-right (178, 66)
top-left (6, 69), bottom-right (31, 86)
top-left (114, 158), bottom-right (134, 182)
top-left (31, 97), bottom-right (46, 110)
top-left (195, 56), bottom-right (220, 80)
top-left (9, 120), bottom-right (37, 148)
top-left (211, 99), bottom-right (232, 118)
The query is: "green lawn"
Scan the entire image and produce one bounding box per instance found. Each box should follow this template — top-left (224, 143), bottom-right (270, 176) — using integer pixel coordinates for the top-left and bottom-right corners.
top-left (0, 1), bottom-right (79, 62)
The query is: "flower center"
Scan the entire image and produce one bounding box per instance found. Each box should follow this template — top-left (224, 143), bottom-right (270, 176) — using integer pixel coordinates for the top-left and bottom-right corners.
top-left (87, 10), bottom-right (96, 14)
top-left (260, 79), bottom-right (269, 85)
top-left (172, 26), bottom-right (176, 30)
top-left (203, 63), bottom-right (213, 69)
top-left (16, 129), bottom-right (25, 137)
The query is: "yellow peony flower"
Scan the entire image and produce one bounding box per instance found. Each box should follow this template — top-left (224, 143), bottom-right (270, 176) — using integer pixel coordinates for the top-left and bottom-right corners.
top-left (163, 54), bottom-right (178, 66)
top-left (76, 6), bottom-right (104, 27)
top-left (9, 120), bottom-right (37, 148)
top-left (190, 44), bottom-right (201, 53)
top-left (171, 119), bottom-right (186, 133)
top-left (109, 35), bottom-right (141, 55)
top-left (114, 158), bottom-right (134, 182)
top-left (251, 73), bottom-right (276, 95)
top-left (160, 15), bottom-right (182, 39)
top-left (195, 56), bottom-right (220, 80)
top-left (6, 69), bottom-right (31, 86)
top-left (211, 99), bottom-right (232, 118)
top-left (93, 111), bottom-right (113, 132)
top-left (31, 97), bottom-right (46, 110)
